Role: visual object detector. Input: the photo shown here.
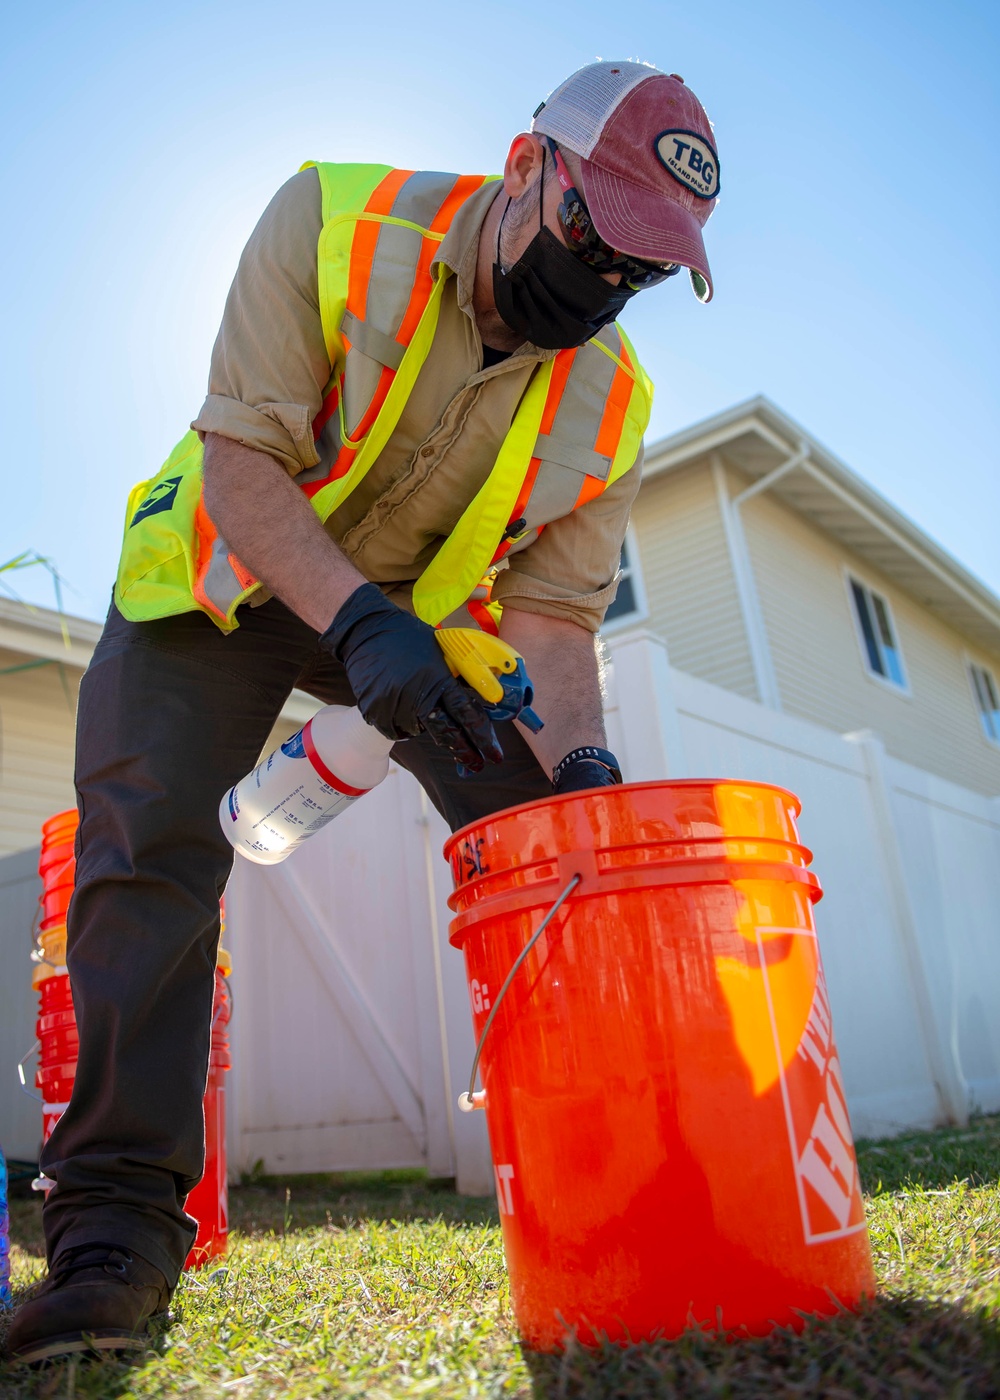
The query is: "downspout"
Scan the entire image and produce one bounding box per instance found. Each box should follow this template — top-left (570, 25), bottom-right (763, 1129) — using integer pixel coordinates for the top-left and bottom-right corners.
top-left (711, 443), bottom-right (810, 710)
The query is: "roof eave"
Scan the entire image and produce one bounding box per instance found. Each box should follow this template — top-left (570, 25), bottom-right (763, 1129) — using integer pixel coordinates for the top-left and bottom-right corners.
top-left (0, 599), bottom-right (102, 668)
top-left (0, 597), bottom-right (322, 725)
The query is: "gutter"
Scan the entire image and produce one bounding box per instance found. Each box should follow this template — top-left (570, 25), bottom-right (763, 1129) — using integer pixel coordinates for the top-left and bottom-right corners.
top-left (712, 443), bottom-right (811, 711)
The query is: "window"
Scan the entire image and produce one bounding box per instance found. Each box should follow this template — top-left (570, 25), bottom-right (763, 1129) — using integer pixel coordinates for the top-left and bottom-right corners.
top-left (848, 577), bottom-right (907, 688)
top-left (969, 662), bottom-right (1000, 744)
top-left (602, 532), bottom-right (647, 632)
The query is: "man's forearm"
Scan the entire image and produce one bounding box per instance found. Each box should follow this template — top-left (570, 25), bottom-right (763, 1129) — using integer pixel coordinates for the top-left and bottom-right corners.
top-left (201, 436), bottom-right (609, 775)
top-left (498, 607), bottom-right (607, 777)
top-left (201, 432), bottom-right (365, 632)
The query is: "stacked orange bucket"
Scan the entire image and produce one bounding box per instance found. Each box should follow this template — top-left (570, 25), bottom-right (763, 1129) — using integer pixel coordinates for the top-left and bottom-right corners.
top-left (32, 809), bottom-right (231, 1270)
top-left (183, 933), bottom-right (232, 1268)
top-left (34, 812), bottom-right (78, 1144)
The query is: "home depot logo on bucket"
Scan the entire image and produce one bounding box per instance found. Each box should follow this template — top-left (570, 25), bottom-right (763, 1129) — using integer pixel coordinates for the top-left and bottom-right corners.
top-left (791, 966), bottom-right (866, 1240)
top-left (715, 890), bottom-right (866, 1245)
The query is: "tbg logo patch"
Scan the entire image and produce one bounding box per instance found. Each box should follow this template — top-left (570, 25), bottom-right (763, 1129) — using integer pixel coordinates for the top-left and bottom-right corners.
top-left (654, 129), bottom-right (720, 200)
top-left (130, 476), bottom-right (182, 527)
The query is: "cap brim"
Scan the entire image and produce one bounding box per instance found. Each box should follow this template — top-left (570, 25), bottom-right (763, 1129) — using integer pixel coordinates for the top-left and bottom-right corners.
top-left (580, 158), bottom-right (714, 303)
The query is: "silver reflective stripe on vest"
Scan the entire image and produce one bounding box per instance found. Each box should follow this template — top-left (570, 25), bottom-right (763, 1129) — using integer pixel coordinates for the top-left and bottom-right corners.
top-left (201, 531), bottom-right (245, 619)
top-left (518, 332), bottom-right (622, 531)
top-left (340, 172), bottom-right (460, 439)
top-left (390, 169), bottom-right (459, 229)
top-left (302, 170), bottom-right (462, 476)
top-left (185, 167), bottom-right (647, 630)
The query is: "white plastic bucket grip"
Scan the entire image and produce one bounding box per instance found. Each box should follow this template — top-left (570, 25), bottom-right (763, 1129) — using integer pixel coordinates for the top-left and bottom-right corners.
top-left (17, 1040), bottom-right (42, 1102)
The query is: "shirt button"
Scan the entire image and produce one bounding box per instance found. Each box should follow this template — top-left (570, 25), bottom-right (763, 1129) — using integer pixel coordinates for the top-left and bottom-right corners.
top-left (421, 446), bottom-right (435, 459)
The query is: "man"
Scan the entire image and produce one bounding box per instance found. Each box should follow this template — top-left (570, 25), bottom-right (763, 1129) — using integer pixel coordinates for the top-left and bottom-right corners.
top-left (9, 59), bottom-right (719, 1364)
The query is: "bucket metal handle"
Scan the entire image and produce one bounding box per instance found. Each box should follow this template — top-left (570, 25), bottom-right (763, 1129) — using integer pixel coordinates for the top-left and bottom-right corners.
top-left (458, 872), bottom-right (581, 1113)
top-left (17, 1039), bottom-right (42, 1102)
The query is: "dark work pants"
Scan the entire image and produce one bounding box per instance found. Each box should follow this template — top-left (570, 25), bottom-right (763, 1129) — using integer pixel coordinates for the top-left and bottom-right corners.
top-left (40, 598), bottom-right (552, 1287)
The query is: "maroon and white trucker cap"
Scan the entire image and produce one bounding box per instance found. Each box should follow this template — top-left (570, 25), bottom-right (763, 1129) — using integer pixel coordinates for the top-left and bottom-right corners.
top-left (531, 60), bottom-right (720, 302)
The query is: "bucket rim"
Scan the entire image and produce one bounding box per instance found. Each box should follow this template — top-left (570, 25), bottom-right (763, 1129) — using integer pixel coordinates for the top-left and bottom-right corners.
top-left (443, 777), bottom-right (804, 862)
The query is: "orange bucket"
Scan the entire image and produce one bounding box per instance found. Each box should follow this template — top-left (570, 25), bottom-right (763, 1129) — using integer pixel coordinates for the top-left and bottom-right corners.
top-left (32, 925), bottom-right (68, 989)
top-left (446, 780), bottom-right (875, 1351)
top-left (34, 810), bottom-right (232, 1272)
top-left (38, 810), bottom-right (79, 930)
top-left (184, 967), bottom-right (232, 1270)
top-left (40, 810), bottom-right (79, 849)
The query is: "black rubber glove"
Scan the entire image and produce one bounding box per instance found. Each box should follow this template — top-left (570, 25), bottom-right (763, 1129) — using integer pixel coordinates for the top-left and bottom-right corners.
top-left (552, 746), bottom-right (623, 795)
top-left (321, 583), bottom-right (503, 773)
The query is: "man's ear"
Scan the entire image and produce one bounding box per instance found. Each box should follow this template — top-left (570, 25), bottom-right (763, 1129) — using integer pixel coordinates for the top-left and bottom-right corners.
top-left (503, 133), bottom-right (545, 200)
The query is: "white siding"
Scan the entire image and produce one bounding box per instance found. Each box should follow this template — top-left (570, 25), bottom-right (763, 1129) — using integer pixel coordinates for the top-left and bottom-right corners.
top-left (629, 462), bottom-right (758, 699)
top-left (0, 652), bottom-right (82, 856)
top-left (743, 489), bottom-right (1000, 795)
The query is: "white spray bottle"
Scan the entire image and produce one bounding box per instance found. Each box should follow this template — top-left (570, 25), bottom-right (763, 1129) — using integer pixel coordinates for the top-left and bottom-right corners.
top-left (220, 628), bottom-right (542, 866)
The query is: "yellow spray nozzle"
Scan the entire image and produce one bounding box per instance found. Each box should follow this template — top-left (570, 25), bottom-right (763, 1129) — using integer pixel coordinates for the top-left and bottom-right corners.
top-left (435, 628), bottom-right (519, 705)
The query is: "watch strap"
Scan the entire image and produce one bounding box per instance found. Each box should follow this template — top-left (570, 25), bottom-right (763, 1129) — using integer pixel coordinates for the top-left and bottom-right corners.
top-left (552, 746), bottom-right (623, 786)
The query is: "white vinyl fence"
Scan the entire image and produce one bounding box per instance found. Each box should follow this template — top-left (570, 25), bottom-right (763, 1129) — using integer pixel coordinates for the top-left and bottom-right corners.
top-left (221, 631), bottom-right (1000, 1194)
top-left (605, 633), bottom-right (1000, 1143)
top-left (3, 632), bottom-right (998, 1192)
top-left (0, 848), bottom-right (45, 1162)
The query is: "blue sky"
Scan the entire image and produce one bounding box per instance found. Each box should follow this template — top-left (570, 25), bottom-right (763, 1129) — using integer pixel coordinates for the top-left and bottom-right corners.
top-left (2, 0), bottom-right (997, 620)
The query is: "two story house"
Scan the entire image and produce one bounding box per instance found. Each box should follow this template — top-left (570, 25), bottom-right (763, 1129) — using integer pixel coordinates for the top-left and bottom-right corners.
top-left (604, 395), bottom-right (1000, 797)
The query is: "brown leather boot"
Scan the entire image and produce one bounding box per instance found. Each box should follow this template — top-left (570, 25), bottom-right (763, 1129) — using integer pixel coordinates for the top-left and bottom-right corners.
top-left (6, 1242), bottom-right (171, 1365)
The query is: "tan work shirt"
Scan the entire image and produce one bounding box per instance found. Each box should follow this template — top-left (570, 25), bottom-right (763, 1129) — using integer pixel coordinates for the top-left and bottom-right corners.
top-left (192, 168), bottom-right (642, 631)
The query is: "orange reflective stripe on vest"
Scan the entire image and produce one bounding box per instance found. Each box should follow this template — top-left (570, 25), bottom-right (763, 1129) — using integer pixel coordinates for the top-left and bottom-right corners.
top-left (192, 168), bottom-right (485, 622)
top-left (114, 163), bottom-right (651, 633)
top-left (339, 168), bottom-right (417, 445)
top-left (299, 170), bottom-right (492, 506)
top-left (487, 348), bottom-right (579, 572)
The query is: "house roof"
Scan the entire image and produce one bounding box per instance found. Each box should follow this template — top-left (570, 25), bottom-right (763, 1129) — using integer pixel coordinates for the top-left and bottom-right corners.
top-left (0, 599), bottom-right (320, 724)
top-left (0, 598), bottom-right (101, 670)
top-left (643, 396), bottom-right (1000, 655)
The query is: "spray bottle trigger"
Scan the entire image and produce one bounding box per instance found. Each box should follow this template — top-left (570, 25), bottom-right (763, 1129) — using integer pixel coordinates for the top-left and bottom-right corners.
top-left (435, 627), bottom-right (544, 737)
top-left (481, 659), bottom-right (544, 731)
top-left (435, 629), bottom-right (513, 704)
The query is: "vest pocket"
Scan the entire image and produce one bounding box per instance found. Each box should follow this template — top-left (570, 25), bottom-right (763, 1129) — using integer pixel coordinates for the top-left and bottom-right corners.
top-left (115, 438), bottom-right (204, 620)
top-left (341, 310), bottom-right (405, 370)
top-left (521, 451), bottom-right (606, 531)
top-left (115, 549), bottom-right (193, 622)
top-left (533, 432), bottom-right (612, 480)
top-left (340, 311), bottom-right (404, 441)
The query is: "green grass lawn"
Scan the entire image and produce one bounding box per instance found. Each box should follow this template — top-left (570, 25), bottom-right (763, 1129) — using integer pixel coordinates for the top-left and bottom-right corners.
top-left (1, 1115), bottom-right (997, 1398)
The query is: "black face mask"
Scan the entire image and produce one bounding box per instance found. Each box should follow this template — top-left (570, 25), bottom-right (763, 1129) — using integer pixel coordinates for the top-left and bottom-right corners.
top-left (492, 173), bottom-right (635, 349)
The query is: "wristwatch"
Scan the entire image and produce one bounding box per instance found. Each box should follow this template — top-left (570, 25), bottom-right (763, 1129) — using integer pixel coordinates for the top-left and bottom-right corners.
top-left (551, 746), bottom-right (623, 787)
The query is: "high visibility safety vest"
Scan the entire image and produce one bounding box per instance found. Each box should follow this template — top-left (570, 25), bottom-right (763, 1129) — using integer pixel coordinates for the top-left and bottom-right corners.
top-left (115, 163), bottom-right (653, 633)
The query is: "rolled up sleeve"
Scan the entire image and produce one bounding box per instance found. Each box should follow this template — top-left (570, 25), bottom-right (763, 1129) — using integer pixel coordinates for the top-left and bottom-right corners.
top-left (492, 445), bottom-right (643, 632)
top-left (191, 168), bottom-right (330, 477)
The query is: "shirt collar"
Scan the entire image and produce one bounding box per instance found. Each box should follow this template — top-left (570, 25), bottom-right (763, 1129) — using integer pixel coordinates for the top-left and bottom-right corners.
top-left (432, 176), bottom-right (557, 364)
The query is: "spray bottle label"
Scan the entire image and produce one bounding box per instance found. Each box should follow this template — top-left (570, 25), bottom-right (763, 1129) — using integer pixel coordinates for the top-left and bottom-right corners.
top-left (223, 718), bottom-right (373, 863)
top-left (281, 731), bottom-right (308, 759)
